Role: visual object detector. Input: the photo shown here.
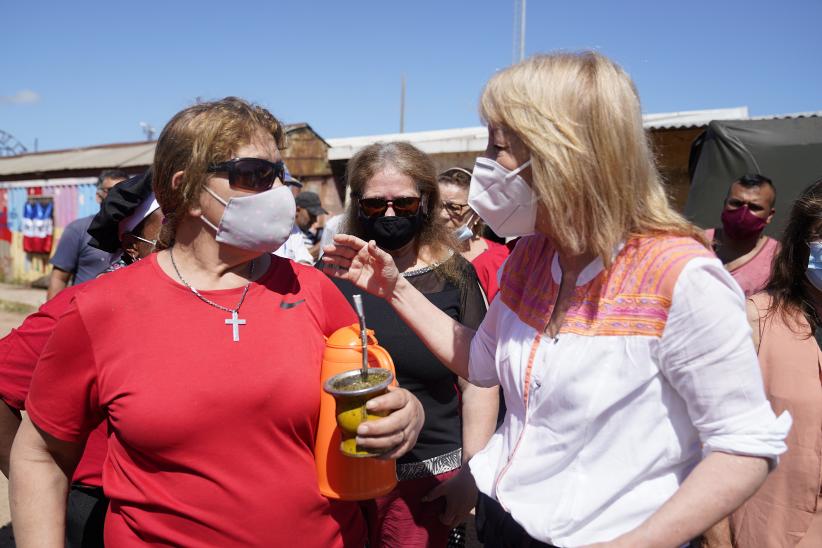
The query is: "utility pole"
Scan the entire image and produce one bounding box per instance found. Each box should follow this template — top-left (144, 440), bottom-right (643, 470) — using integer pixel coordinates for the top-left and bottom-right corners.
top-left (520, 0), bottom-right (527, 62)
top-left (399, 74), bottom-right (406, 133)
top-left (513, 0), bottom-right (527, 64)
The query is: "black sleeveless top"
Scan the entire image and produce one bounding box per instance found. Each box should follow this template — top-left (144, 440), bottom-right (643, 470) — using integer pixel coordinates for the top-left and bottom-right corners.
top-left (331, 255), bottom-right (486, 466)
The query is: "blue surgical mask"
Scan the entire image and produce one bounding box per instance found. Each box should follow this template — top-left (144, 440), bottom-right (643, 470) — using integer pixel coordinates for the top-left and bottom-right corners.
top-left (806, 241), bottom-right (822, 290)
top-left (454, 224), bottom-right (473, 242)
top-left (453, 212), bottom-right (478, 242)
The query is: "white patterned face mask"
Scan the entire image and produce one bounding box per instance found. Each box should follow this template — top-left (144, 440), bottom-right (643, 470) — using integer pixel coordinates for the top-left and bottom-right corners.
top-left (201, 185), bottom-right (295, 254)
top-left (468, 156), bottom-right (535, 238)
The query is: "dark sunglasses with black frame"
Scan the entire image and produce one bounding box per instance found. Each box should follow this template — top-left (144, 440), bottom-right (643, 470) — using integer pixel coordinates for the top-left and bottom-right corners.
top-left (357, 196), bottom-right (423, 218)
top-left (206, 158), bottom-right (285, 192)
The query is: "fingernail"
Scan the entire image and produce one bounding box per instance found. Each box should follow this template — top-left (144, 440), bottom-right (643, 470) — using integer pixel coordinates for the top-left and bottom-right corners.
top-left (357, 424), bottom-right (370, 435)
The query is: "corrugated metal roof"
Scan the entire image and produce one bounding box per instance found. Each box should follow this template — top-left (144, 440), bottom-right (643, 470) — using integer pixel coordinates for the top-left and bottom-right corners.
top-left (327, 107), bottom-right (759, 159)
top-left (0, 141), bottom-right (156, 177)
top-left (0, 123), bottom-right (320, 178)
top-left (642, 107), bottom-right (749, 129)
top-left (747, 110), bottom-right (822, 121)
top-left (327, 127), bottom-right (489, 161)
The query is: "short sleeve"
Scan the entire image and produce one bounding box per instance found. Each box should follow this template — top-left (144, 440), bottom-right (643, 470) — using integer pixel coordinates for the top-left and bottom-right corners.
top-left (0, 286), bottom-right (77, 410)
top-left (25, 302), bottom-right (104, 442)
top-left (468, 297), bottom-right (504, 388)
top-left (658, 257), bottom-right (791, 464)
top-left (49, 221), bottom-right (82, 273)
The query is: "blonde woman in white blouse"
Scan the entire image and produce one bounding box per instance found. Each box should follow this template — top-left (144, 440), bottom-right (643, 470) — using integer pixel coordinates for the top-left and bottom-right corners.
top-left (323, 52), bottom-right (790, 548)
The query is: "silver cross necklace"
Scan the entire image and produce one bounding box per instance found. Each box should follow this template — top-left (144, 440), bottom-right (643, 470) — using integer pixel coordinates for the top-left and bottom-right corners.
top-left (169, 247), bottom-right (254, 343)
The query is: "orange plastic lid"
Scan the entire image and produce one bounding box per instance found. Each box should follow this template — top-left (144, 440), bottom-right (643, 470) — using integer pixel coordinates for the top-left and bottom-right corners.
top-left (325, 324), bottom-right (379, 349)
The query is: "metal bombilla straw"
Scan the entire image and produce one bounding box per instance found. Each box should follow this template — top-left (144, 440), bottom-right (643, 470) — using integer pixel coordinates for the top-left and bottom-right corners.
top-left (352, 294), bottom-right (368, 382)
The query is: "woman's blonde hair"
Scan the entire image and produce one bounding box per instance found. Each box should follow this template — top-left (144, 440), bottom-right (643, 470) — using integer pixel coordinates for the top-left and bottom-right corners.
top-left (480, 51), bottom-right (705, 262)
top-left (152, 96), bottom-right (286, 247)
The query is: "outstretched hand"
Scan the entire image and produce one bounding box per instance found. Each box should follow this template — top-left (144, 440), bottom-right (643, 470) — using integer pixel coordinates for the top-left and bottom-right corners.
top-left (321, 234), bottom-right (401, 300)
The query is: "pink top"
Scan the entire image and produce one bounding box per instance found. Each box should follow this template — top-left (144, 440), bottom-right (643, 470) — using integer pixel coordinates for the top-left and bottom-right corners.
top-left (730, 293), bottom-right (822, 548)
top-left (705, 228), bottom-right (779, 297)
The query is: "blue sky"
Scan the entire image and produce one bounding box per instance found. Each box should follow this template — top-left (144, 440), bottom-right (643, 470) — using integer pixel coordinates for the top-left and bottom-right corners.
top-left (2, 0), bottom-right (820, 153)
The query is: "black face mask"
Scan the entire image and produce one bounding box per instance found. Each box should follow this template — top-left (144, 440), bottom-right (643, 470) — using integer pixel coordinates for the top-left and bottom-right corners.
top-left (361, 213), bottom-right (422, 251)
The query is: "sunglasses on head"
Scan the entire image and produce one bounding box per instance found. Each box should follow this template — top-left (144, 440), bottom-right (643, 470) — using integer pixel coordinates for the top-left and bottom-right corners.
top-left (206, 158), bottom-right (285, 192)
top-left (358, 196), bottom-right (423, 218)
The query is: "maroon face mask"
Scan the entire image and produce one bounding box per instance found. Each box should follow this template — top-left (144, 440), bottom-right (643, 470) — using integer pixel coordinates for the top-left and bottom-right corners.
top-left (721, 206), bottom-right (768, 240)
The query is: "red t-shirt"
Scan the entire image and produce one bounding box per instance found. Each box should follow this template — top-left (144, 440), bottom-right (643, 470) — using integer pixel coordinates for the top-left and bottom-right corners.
top-left (27, 254), bottom-right (365, 547)
top-left (470, 238), bottom-right (510, 302)
top-left (0, 283), bottom-right (106, 487)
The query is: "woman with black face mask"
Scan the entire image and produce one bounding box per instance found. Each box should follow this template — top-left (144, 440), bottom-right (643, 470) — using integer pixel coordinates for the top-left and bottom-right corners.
top-left (328, 142), bottom-right (499, 547)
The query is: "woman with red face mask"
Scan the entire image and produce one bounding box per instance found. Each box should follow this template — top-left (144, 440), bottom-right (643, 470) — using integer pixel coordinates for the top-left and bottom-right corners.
top-left (703, 179), bottom-right (822, 548)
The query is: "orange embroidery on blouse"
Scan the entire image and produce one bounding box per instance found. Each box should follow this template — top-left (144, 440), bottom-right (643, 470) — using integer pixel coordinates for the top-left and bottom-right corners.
top-left (500, 235), bottom-right (714, 337)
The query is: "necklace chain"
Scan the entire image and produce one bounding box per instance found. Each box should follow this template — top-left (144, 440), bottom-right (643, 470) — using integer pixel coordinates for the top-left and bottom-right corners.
top-left (400, 250), bottom-right (454, 278)
top-left (168, 247), bottom-right (254, 315)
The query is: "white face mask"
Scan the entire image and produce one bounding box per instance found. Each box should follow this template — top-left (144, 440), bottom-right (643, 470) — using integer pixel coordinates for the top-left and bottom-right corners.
top-left (201, 185), bottom-right (295, 254)
top-left (468, 156), bottom-right (535, 238)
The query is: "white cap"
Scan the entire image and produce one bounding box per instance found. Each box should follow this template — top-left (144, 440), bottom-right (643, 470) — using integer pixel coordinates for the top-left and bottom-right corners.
top-left (118, 193), bottom-right (161, 238)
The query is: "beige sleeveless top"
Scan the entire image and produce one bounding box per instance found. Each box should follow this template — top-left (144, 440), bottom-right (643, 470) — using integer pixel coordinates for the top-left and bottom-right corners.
top-left (730, 293), bottom-right (822, 547)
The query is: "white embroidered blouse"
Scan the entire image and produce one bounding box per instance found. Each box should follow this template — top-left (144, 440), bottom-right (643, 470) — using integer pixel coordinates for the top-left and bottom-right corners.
top-left (467, 235), bottom-right (791, 546)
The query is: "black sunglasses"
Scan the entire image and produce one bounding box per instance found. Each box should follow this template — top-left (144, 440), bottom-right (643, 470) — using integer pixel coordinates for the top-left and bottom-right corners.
top-left (206, 158), bottom-right (285, 192)
top-left (358, 196), bottom-right (422, 218)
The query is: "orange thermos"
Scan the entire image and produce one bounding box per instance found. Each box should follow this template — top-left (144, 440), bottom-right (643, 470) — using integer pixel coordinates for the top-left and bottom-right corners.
top-left (315, 324), bottom-right (398, 500)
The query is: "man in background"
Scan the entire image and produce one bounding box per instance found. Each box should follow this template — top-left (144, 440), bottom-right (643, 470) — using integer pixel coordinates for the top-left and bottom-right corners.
top-left (295, 191), bottom-right (328, 260)
top-left (273, 166), bottom-right (314, 265)
top-left (706, 173), bottom-right (779, 296)
top-left (47, 169), bottom-right (128, 298)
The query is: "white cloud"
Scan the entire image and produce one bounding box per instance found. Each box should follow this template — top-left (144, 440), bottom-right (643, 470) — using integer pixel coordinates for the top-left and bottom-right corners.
top-left (0, 90), bottom-right (41, 104)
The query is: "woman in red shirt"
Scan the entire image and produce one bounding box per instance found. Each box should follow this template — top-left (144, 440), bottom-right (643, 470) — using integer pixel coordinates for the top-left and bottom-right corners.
top-left (10, 97), bottom-right (423, 547)
top-left (0, 172), bottom-right (163, 548)
top-left (437, 167), bottom-right (509, 301)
